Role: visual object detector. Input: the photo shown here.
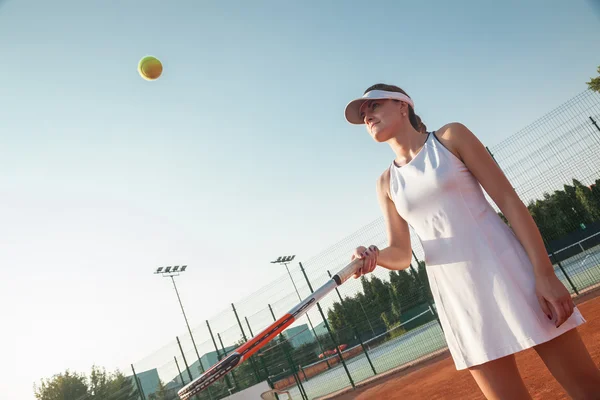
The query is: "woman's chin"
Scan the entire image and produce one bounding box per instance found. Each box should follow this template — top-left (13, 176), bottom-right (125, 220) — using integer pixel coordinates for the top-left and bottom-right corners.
top-left (372, 131), bottom-right (391, 143)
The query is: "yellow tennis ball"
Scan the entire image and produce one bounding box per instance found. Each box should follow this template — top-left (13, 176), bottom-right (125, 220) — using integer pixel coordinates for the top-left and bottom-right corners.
top-left (138, 56), bottom-right (163, 81)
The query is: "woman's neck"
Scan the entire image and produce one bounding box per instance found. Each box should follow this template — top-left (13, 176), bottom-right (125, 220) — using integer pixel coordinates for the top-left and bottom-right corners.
top-left (388, 127), bottom-right (428, 166)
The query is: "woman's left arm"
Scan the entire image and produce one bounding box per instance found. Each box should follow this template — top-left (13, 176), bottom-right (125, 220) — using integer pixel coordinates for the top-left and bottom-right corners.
top-left (440, 122), bottom-right (575, 328)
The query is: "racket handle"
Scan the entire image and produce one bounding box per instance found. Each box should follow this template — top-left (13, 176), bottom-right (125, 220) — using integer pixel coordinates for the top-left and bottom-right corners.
top-left (332, 258), bottom-right (362, 286)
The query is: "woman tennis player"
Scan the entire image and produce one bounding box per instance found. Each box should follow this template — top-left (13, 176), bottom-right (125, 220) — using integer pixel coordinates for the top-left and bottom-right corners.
top-left (345, 84), bottom-right (600, 398)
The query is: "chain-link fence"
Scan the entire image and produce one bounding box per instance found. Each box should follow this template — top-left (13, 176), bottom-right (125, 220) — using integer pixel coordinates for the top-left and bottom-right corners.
top-left (129, 89), bottom-right (600, 400)
top-left (486, 89), bottom-right (600, 296)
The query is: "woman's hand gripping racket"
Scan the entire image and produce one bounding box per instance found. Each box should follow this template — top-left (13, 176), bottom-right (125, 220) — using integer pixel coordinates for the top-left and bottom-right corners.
top-left (177, 258), bottom-right (363, 400)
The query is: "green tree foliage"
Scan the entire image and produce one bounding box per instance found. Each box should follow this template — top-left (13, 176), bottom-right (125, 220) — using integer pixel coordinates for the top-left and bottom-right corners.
top-left (34, 370), bottom-right (88, 400)
top-left (291, 342), bottom-right (320, 366)
top-left (575, 180), bottom-right (600, 221)
top-left (34, 367), bottom-right (137, 400)
top-left (527, 179), bottom-right (600, 240)
top-left (224, 338), bottom-right (259, 389)
top-left (148, 379), bottom-right (169, 400)
top-left (106, 371), bottom-right (138, 400)
top-left (324, 265), bottom-right (432, 344)
top-left (587, 65), bottom-right (600, 93)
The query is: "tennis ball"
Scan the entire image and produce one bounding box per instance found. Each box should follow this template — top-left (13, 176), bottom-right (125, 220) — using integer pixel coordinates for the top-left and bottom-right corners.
top-left (138, 56), bottom-right (163, 81)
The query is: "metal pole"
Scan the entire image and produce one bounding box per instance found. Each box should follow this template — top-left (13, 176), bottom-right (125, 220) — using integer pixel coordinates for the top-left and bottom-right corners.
top-left (485, 146), bottom-right (500, 167)
top-left (283, 262), bottom-right (301, 297)
top-left (170, 277), bottom-right (209, 374)
top-left (217, 333), bottom-right (239, 389)
top-left (268, 304), bottom-right (308, 400)
top-left (245, 317), bottom-right (278, 398)
top-left (244, 316), bottom-right (254, 337)
top-left (176, 336), bottom-right (203, 400)
top-left (299, 263), bottom-right (355, 389)
top-left (174, 356), bottom-right (185, 386)
top-left (299, 365), bottom-right (308, 382)
top-left (546, 240), bottom-right (579, 295)
top-left (282, 263), bottom-right (332, 369)
top-left (589, 116), bottom-right (600, 139)
top-left (171, 277), bottom-right (213, 400)
top-left (327, 270), bottom-right (377, 376)
top-left (206, 321), bottom-right (234, 390)
top-left (231, 303), bottom-right (262, 383)
top-left (130, 364), bottom-right (146, 400)
top-left (177, 336), bottom-right (194, 383)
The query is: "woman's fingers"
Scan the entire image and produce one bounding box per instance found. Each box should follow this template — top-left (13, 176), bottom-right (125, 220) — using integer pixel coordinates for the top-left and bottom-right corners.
top-left (351, 245), bottom-right (378, 278)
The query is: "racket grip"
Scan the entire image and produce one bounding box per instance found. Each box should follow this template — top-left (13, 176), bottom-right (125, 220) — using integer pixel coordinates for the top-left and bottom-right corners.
top-left (333, 259), bottom-right (362, 286)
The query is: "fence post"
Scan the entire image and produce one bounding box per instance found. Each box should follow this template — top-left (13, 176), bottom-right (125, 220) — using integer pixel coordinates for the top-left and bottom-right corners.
top-left (177, 336), bottom-right (205, 400)
top-left (299, 262), bottom-right (356, 390)
top-left (177, 336), bottom-right (194, 383)
top-left (545, 240), bottom-right (580, 295)
top-left (231, 303), bottom-right (262, 384)
top-left (206, 321), bottom-right (234, 390)
top-left (217, 333), bottom-right (239, 388)
top-left (485, 148), bottom-right (580, 295)
top-left (130, 364), bottom-right (146, 400)
top-left (174, 356), bottom-right (185, 386)
top-left (245, 317), bottom-right (280, 399)
top-left (268, 304), bottom-right (309, 400)
top-left (280, 265), bottom-right (332, 370)
top-left (590, 116), bottom-right (600, 136)
top-left (327, 269), bottom-right (377, 376)
top-left (299, 365), bottom-right (308, 382)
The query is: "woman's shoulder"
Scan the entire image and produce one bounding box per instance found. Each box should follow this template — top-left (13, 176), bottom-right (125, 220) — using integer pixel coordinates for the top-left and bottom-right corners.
top-left (431, 122), bottom-right (475, 161)
top-left (377, 165), bottom-right (393, 199)
top-left (433, 122), bottom-right (471, 139)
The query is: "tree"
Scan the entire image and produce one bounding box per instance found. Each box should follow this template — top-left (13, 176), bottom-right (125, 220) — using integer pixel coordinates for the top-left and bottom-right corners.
top-left (587, 65), bottom-right (600, 93)
top-left (368, 275), bottom-right (395, 323)
top-left (88, 366), bottom-right (137, 400)
top-left (591, 180), bottom-right (600, 202)
top-left (389, 270), bottom-right (414, 312)
top-left (242, 333), bottom-right (297, 387)
top-left (34, 367), bottom-right (137, 400)
top-left (342, 294), bottom-right (374, 339)
top-left (414, 261), bottom-right (433, 302)
top-left (226, 338), bottom-right (257, 389)
top-left (528, 192), bottom-right (572, 241)
top-left (88, 365), bottom-right (110, 400)
top-left (357, 276), bottom-right (385, 333)
top-left (292, 342), bottom-right (320, 366)
top-left (149, 379), bottom-right (168, 400)
top-left (106, 371), bottom-right (137, 400)
top-left (575, 180), bottom-right (600, 221)
top-left (34, 370), bottom-right (88, 400)
top-left (327, 301), bottom-right (355, 344)
top-left (554, 189), bottom-right (581, 231)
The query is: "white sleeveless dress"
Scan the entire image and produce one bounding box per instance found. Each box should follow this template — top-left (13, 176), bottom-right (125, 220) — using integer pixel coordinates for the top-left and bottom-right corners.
top-left (388, 131), bottom-right (586, 370)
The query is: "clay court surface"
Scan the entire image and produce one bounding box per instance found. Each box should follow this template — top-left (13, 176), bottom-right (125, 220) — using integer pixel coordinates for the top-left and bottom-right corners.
top-left (327, 289), bottom-right (600, 400)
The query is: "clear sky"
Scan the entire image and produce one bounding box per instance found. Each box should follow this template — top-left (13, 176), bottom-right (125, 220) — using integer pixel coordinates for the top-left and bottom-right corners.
top-left (1, 0), bottom-right (599, 398)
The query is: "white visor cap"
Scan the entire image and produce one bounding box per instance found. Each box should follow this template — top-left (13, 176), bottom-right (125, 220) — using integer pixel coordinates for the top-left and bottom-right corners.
top-left (344, 90), bottom-right (414, 125)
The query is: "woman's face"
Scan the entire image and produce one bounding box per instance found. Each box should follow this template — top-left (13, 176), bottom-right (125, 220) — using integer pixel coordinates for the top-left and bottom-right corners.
top-left (360, 99), bottom-right (406, 142)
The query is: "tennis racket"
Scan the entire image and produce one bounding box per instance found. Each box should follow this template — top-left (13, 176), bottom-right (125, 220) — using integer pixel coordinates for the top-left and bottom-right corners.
top-left (177, 258), bottom-right (362, 399)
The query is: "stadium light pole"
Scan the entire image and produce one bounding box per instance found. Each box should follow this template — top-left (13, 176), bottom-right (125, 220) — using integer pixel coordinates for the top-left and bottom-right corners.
top-left (271, 255), bottom-right (332, 368)
top-left (154, 266), bottom-right (202, 368)
top-left (271, 255), bottom-right (301, 297)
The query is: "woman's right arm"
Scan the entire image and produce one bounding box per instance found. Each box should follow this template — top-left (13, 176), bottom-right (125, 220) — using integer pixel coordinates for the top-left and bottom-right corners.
top-left (352, 170), bottom-right (413, 278)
